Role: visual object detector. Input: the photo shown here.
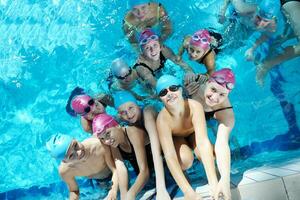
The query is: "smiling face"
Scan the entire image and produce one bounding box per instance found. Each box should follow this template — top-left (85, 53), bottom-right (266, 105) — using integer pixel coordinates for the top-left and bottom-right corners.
top-left (159, 86), bottom-right (182, 106)
top-left (187, 45), bottom-right (206, 61)
top-left (84, 100), bottom-right (106, 121)
top-left (132, 3), bottom-right (149, 20)
top-left (118, 102), bottom-right (141, 124)
top-left (142, 40), bottom-right (161, 61)
top-left (99, 127), bottom-right (123, 148)
top-left (64, 140), bottom-right (86, 163)
top-left (204, 81), bottom-right (229, 107)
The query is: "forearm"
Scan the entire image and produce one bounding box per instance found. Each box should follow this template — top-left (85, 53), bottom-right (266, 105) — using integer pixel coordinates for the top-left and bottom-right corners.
top-left (147, 132), bottom-right (166, 189)
top-left (110, 170), bottom-right (119, 195)
top-left (177, 45), bottom-right (185, 57)
top-left (115, 160), bottom-right (128, 199)
top-left (220, 0), bottom-right (230, 15)
top-left (215, 140), bottom-right (231, 180)
top-left (263, 45), bottom-right (300, 68)
top-left (252, 35), bottom-right (268, 50)
top-left (177, 60), bottom-right (194, 73)
top-left (129, 169), bottom-right (149, 196)
top-left (166, 156), bottom-right (194, 194)
top-left (161, 21), bottom-right (172, 41)
top-left (69, 190), bottom-right (79, 200)
top-left (198, 142), bottom-right (218, 186)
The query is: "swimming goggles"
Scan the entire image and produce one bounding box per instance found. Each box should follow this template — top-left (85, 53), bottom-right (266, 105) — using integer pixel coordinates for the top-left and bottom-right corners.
top-left (115, 68), bottom-right (132, 80)
top-left (211, 76), bottom-right (234, 90)
top-left (159, 85), bottom-right (180, 97)
top-left (80, 99), bottom-right (95, 115)
top-left (191, 34), bottom-right (209, 44)
top-left (139, 34), bottom-right (159, 46)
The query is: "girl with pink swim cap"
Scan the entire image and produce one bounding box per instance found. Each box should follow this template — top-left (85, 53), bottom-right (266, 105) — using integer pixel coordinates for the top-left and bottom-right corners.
top-left (184, 68), bottom-right (237, 200)
top-left (133, 28), bottom-right (194, 91)
top-left (177, 29), bottom-right (223, 77)
top-left (66, 87), bottom-right (114, 133)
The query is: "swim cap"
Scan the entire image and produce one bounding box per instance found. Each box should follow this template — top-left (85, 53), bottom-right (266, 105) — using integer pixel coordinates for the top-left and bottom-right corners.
top-left (156, 75), bottom-right (181, 94)
top-left (139, 28), bottom-right (159, 48)
top-left (71, 95), bottom-right (92, 115)
top-left (128, 0), bottom-right (148, 8)
top-left (113, 91), bottom-right (137, 109)
top-left (46, 133), bottom-right (73, 162)
top-left (258, 0), bottom-right (281, 20)
top-left (92, 114), bottom-right (119, 137)
top-left (111, 58), bottom-right (131, 78)
top-left (209, 68), bottom-right (235, 91)
top-left (189, 30), bottom-right (211, 51)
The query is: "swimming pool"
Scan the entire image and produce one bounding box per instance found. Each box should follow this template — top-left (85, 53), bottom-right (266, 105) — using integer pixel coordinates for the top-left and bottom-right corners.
top-left (0, 0), bottom-right (299, 199)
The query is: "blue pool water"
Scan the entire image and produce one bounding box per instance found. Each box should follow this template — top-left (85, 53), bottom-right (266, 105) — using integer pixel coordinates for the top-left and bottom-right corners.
top-left (1, 0), bottom-right (300, 199)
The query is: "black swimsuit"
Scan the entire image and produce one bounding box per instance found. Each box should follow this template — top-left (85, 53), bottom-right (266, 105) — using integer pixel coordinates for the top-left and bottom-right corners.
top-left (133, 51), bottom-right (167, 77)
top-left (118, 128), bottom-right (154, 174)
top-left (205, 106), bottom-right (233, 121)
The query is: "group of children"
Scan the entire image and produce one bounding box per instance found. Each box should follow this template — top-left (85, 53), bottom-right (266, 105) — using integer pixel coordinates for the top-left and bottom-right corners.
top-left (46, 0), bottom-right (300, 199)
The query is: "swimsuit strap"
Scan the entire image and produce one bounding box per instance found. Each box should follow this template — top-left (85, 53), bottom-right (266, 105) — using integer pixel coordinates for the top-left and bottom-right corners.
top-left (124, 127), bottom-right (135, 153)
top-left (159, 51), bottom-right (167, 67)
top-left (133, 62), bottom-right (155, 77)
top-left (205, 106), bottom-right (233, 120)
top-left (199, 48), bottom-right (213, 63)
top-left (213, 106), bottom-right (233, 113)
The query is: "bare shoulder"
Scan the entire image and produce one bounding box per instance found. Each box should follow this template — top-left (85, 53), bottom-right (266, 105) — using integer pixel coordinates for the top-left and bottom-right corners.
top-left (187, 99), bottom-right (204, 111)
top-left (156, 108), bottom-right (171, 126)
top-left (59, 162), bottom-right (73, 178)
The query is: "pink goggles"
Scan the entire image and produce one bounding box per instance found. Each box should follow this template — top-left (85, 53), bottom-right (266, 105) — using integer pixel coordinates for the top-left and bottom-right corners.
top-left (139, 34), bottom-right (159, 46)
top-left (210, 76), bottom-right (235, 90)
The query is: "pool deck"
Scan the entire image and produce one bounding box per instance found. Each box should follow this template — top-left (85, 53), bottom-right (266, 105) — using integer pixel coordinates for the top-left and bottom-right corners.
top-left (140, 158), bottom-right (300, 200)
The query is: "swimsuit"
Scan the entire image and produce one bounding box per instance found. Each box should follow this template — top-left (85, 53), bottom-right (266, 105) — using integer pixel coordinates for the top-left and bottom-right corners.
top-left (133, 51), bottom-right (167, 77)
top-left (205, 106), bottom-right (233, 121)
top-left (118, 127), bottom-right (154, 175)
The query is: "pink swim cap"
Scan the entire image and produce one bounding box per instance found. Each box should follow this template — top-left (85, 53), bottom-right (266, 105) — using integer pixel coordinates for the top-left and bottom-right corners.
top-left (209, 68), bottom-right (235, 91)
top-left (139, 28), bottom-right (159, 48)
top-left (92, 114), bottom-right (119, 137)
top-left (189, 30), bottom-right (211, 51)
top-left (71, 95), bottom-right (92, 115)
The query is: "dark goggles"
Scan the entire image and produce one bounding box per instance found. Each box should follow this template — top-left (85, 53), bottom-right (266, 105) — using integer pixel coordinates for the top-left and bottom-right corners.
top-left (80, 99), bottom-right (95, 115)
top-left (158, 85), bottom-right (180, 97)
top-left (211, 76), bottom-right (234, 90)
top-left (115, 68), bottom-right (132, 80)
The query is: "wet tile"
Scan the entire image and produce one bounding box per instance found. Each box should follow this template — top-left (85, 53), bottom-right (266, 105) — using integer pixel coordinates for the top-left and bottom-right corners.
top-left (283, 174), bottom-right (300, 200)
top-left (280, 163), bottom-right (300, 172)
top-left (260, 167), bottom-right (298, 177)
top-left (237, 176), bottom-right (257, 186)
top-left (237, 178), bottom-right (288, 200)
top-left (244, 171), bottom-right (277, 182)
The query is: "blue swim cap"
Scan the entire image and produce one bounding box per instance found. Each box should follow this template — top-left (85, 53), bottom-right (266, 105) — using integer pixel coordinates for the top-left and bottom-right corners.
top-left (156, 75), bottom-right (181, 94)
top-left (46, 133), bottom-right (73, 162)
top-left (128, 0), bottom-right (148, 8)
top-left (258, 0), bottom-right (281, 20)
top-left (113, 91), bottom-right (137, 109)
top-left (111, 58), bottom-right (131, 78)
